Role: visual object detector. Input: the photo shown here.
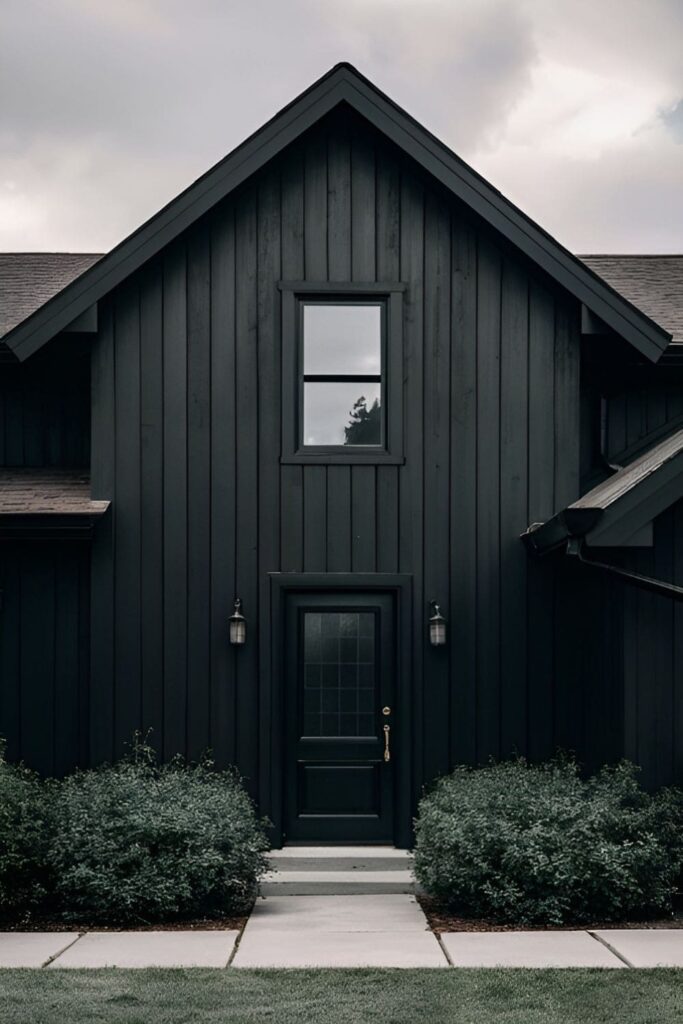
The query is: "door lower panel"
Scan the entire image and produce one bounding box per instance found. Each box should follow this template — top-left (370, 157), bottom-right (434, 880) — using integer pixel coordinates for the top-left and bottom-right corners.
top-left (298, 762), bottom-right (381, 816)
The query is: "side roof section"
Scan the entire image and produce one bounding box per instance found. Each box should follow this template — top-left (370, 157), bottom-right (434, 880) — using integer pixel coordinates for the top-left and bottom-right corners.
top-left (3, 63), bottom-right (672, 362)
top-left (523, 427), bottom-right (683, 554)
top-left (580, 255), bottom-right (683, 346)
top-left (0, 253), bottom-right (103, 339)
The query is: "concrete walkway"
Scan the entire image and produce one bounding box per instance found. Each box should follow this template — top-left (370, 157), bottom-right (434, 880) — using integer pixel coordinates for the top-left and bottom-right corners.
top-left (233, 895), bottom-right (444, 968)
top-left (0, 930), bottom-right (240, 969)
top-left (2, 908), bottom-right (681, 969)
top-left (2, 846), bottom-right (680, 969)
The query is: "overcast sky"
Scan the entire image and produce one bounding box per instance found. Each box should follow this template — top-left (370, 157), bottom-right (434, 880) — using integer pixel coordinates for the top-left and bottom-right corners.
top-left (1, 0), bottom-right (681, 254)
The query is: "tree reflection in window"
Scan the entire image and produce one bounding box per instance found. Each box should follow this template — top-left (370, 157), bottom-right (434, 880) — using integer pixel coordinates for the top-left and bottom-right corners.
top-left (345, 395), bottom-right (382, 446)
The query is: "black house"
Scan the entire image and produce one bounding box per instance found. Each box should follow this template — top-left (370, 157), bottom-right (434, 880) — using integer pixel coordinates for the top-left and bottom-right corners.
top-left (1, 65), bottom-right (682, 847)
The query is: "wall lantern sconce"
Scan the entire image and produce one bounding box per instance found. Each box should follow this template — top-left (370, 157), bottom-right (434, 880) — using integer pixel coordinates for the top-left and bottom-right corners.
top-left (429, 601), bottom-right (447, 647)
top-left (229, 598), bottom-right (246, 646)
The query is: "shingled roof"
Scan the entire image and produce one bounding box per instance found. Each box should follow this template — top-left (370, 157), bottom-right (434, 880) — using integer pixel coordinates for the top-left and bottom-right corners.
top-left (0, 468), bottom-right (110, 536)
top-left (0, 469), bottom-right (109, 515)
top-left (0, 252), bottom-right (102, 339)
top-left (580, 255), bottom-right (683, 346)
top-left (1, 250), bottom-right (680, 352)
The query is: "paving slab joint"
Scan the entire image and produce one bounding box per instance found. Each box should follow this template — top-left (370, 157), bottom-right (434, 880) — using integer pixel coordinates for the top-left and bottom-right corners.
top-left (587, 931), bottom-right (634, 968)
top-left (434, 931), bottom-right (454, 967)
top-left (41, 933), bottom-right (85, 969)
top-left (226, 916), bottom-right (250, 968)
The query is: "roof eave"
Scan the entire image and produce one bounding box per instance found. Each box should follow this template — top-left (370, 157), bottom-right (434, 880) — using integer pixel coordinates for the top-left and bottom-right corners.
top-left (2, 63), bottom-right (672, 362)
top-left (0, 505), bottom-right (110, 539)
top-left (583, 447), bottom-right (683, 546)
top-left (523, 432), bottom-right (683, 555)
top-left (522, 507), bottom-right (603, 555)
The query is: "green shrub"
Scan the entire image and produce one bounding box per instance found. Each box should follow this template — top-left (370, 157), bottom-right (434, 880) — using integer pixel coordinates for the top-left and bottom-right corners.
top-left (47, 739), bottom-right (270, 924)
top-left (0, 742), bottom-right (50, 917)
top-left (414, 757), bottom-right (683, 925)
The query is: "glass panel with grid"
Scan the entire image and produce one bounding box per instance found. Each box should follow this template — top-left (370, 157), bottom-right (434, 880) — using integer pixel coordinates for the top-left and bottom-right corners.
top-left (302, 611), bottom-right (376, 737)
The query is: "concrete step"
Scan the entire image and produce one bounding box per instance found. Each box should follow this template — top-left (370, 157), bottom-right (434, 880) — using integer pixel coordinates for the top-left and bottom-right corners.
top-left (262, 846), bottom-right (415, 895)
top-left (260, 870), bottom-right (415, 896)
top-left (268, 846), bottom-right (413, 873)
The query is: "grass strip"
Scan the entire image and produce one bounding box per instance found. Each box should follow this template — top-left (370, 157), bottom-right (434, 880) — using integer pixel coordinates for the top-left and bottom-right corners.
top-left (0, 966), bottom-right (681, 1024)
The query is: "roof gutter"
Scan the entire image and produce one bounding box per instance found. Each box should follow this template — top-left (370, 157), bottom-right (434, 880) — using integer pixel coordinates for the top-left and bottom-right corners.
top-left (521, 507), bottom-right (603, 556)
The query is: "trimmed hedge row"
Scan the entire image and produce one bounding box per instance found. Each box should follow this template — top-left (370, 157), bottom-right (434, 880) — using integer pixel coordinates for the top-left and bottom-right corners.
top-left (0, 738), bottom-right (269, 925)
top-left (5, 743), bottom-right (681, 927)
top-left (414, 757), bottom-right (683, 925)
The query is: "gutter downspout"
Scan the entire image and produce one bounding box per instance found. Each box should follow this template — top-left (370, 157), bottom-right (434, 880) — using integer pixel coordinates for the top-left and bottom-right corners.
top-left (567, 538), bottom-right (683, 602)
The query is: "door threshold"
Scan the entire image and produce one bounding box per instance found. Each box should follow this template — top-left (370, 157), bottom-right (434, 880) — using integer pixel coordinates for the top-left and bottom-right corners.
top-left (282, 840), bottom-right (396, 847)
top-left (272, 845), bottom-right (411, 855)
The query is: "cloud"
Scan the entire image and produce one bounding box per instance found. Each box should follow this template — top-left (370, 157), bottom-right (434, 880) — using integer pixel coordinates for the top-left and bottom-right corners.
top-left (468, 0), bottom-right (683, 251)
top-left (661, 98), bottom-right (683, 143)
top-left (0, 0), bottom-right (681, 252)
top-left (333, 0), bottom-right (538, 152)
top-left (477, 118), bottom-right (683, 252)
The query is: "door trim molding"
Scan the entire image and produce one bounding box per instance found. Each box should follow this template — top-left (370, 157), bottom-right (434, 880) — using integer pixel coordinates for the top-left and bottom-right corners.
top-left (266, 573), bottom-right (413, 848)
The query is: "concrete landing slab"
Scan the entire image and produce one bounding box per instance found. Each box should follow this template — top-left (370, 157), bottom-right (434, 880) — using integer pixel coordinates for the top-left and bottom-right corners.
top-left (232, 894), bottom-right (445, 968)
top-left (593, 930), bottom-right (683, 967)
top-left (249, 894), bottom-right (429, 932)
top-left (260, 870), bottom-right (414, 895)
top-left (234, 929), bottom-right (445, 968)
top-left (0, 933), bottom-right (80, 968)
top-left (48, 930), bottom-right (239, 969)
top-left (441, 931), bottom-right (624, 968)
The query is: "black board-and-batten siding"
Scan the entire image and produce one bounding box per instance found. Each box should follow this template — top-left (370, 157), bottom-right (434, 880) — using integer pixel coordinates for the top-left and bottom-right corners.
top-left (0, 337), bottom-right (90, 468)
top-left (87, 107), bottom-right (586, 817)
top-left (1, 106), bottom-right (679, 806)
top-left (0, 541), bottom-right (91, 775)
top-left (0, 337), bottom-right (92, 774)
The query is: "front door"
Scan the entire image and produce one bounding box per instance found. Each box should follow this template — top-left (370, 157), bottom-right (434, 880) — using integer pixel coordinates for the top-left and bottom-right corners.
top-left (284, 592), bottom-right (395, 842)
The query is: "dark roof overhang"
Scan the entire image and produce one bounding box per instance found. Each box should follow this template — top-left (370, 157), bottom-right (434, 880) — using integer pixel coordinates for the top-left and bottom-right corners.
top-left (0, 469), bottom-right (110, 539)
top-left (522, 427), bottom-right (683, 555)
top-left (1, 63), bottom-right (672, 363)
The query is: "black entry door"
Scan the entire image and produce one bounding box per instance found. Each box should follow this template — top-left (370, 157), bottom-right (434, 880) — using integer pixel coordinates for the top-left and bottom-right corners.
top-left (284, 592), bottom-right (395, 842)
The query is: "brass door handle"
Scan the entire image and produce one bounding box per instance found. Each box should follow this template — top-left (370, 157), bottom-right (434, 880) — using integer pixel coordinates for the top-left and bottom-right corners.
top-left (383, 723), bottom-right (391, 762)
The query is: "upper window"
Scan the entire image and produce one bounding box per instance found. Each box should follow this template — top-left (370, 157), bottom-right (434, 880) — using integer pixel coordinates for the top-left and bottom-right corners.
top-left (302, 302), bottom-right (383, 449)
top-left (279, 282), bottom-right (404, 465)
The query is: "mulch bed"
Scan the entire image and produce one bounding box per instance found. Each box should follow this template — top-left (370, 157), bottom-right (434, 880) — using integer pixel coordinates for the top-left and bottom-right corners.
top-left (417, 894), bottom-right (683, 933)
top-left (0, 913), bottom-right (249, 933)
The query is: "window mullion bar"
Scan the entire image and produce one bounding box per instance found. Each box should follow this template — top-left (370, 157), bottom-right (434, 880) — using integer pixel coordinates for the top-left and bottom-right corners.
top-left (304, 375), bottom-right (382, 383)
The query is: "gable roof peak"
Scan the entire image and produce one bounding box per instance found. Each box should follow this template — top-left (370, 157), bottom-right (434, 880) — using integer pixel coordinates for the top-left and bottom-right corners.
top-left (2, 63), bottom-right (671, 362)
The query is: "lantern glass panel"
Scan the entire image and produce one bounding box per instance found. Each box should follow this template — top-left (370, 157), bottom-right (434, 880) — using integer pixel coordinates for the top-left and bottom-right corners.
top-left (230, 617), bottom-right (246, 646)
top-left (430, 620), bottom-right (446, 646)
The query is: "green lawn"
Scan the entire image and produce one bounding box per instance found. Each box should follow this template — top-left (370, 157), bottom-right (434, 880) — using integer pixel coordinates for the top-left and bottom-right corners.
top-left (0, 968), bottom-right (681, 1024)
